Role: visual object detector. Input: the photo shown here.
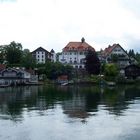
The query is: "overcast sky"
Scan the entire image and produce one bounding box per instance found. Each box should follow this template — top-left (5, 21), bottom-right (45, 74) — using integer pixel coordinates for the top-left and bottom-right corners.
top-left (0, 0), bottom-right (140, 53)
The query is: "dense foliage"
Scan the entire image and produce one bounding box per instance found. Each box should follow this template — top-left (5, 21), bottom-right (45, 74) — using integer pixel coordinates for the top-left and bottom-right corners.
top-left (21, 49), bottom-right (36, 69)
top-left (4, 41), bottom-right (22, 64)
top-left (104, 63), bottom-right (118, 77)
top-left (37, 62), bottom-right (73, 80)
top-left (85, 50), bottom-right (101, 75)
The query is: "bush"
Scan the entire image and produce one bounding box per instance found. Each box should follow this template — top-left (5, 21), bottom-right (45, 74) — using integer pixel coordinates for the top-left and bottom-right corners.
top-left (104, 63), bottom-right (118, 77)
top-left (116, 75), bottom-right (126, 84)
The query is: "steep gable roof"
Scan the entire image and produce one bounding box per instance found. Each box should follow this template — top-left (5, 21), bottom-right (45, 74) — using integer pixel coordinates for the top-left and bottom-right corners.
top-left (102, 44), bottom-right (128, 57)
top-left (31, 47), bottom-right (50, 54)
top-left (0, 68), bottom-right (19, 74)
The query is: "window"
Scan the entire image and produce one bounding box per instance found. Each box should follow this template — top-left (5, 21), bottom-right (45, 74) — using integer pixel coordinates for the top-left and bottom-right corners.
top-left (38, 55), bottom-right (40, 58)
top-left (75, 65), bottom-right (78, 68)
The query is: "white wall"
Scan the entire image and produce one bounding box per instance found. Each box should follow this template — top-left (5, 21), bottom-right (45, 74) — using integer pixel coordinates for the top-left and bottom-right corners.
top-left (59, 51), bottom-right (86, 68)
top-left (36, 51), bottom-right (46, 63)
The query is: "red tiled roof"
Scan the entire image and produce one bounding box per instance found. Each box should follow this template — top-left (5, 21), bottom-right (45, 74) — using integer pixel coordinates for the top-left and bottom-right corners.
top-left (102, 44), bottom-right (121, 56)
top-left (63, 42), bottom-right (95, 52)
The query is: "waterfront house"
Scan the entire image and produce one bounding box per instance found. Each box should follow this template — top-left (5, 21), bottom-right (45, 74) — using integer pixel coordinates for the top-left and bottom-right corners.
top-left (26, 68), bottom-right (38, 83)
top-left (0, 68), bottom-right (34, 85)
top-left (31, 47), bottom-right (55, 64)
top-left (101, 44), bottom-right (130, 68)
top-left (125, 64), bottom-right (140, 79)
top-left (59, 38), bottom-right (96, 69)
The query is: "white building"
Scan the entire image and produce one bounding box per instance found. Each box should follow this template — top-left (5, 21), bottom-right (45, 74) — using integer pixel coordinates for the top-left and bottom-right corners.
top-left (59, 38), bottom-right (95, 69)
top-left (101, 44), bottom-right (131, 68)
top-left (31, 47), bottom-right (55, 64)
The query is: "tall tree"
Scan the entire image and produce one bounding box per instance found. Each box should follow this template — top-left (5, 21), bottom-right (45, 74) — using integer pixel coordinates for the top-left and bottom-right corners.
top-left (21, 49), bottom-right (36, 69)
top-left (85, 50), bottom-right (101, 75)
top-left (5, 41), bottom-right (23, 64)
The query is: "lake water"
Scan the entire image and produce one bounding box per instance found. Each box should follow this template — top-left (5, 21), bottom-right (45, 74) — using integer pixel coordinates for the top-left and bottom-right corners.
top-left (0, 85), bottom-right (140, 140)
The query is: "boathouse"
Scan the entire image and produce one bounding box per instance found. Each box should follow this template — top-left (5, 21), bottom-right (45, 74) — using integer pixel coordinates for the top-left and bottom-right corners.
top-left (125, 64), bottom-right (140, 79)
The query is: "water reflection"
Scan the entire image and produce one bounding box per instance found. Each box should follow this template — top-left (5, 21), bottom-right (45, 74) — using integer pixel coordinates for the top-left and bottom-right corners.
top-left (0, 85), bottom-right (140, 122)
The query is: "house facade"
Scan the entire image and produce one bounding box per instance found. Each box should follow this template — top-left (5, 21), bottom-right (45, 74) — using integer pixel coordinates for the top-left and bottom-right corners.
top-left (59, 38), bottom-right (95, 69)
top-left (0, 68), bottom-right (38, 85)
top-left (101, 44), bottom-right (131, 68)
top-left (0, 68), bottom-right (31, 85)
top-left (31, 47), bottom-right (54, 64)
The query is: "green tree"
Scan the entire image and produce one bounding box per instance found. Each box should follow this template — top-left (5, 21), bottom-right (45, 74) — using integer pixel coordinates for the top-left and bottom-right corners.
top-left (85, 50), bottom-right (101, 75)
top-left (104, 63), bottom-right (118, 77)
top-left (21, 49), bottom-right (36, 69)
top-left (5, 41), bottom-right (23, 64)
top-left (64, 64), bottom-right (73, 79)
top-left (36, 62), bottom-right (73, 80)
top-left (0, 45), bottom-right (6, 64)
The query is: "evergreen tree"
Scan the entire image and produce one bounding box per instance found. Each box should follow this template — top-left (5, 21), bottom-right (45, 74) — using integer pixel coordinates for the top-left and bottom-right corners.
top-left (128, 49), bottom-right (135, 57)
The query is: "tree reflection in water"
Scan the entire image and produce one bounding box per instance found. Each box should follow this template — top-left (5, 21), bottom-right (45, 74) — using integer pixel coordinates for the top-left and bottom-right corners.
top-left (0, 85), bottom-right (140, 122)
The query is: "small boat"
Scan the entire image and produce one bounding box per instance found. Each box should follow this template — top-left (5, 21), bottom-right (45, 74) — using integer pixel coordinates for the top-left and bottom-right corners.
top-left (61, 82), bottom-right (68, 86)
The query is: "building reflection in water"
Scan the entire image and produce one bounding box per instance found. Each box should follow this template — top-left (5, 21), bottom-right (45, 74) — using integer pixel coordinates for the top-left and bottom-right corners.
top-left (0, 85), bottom-right (140, 122)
